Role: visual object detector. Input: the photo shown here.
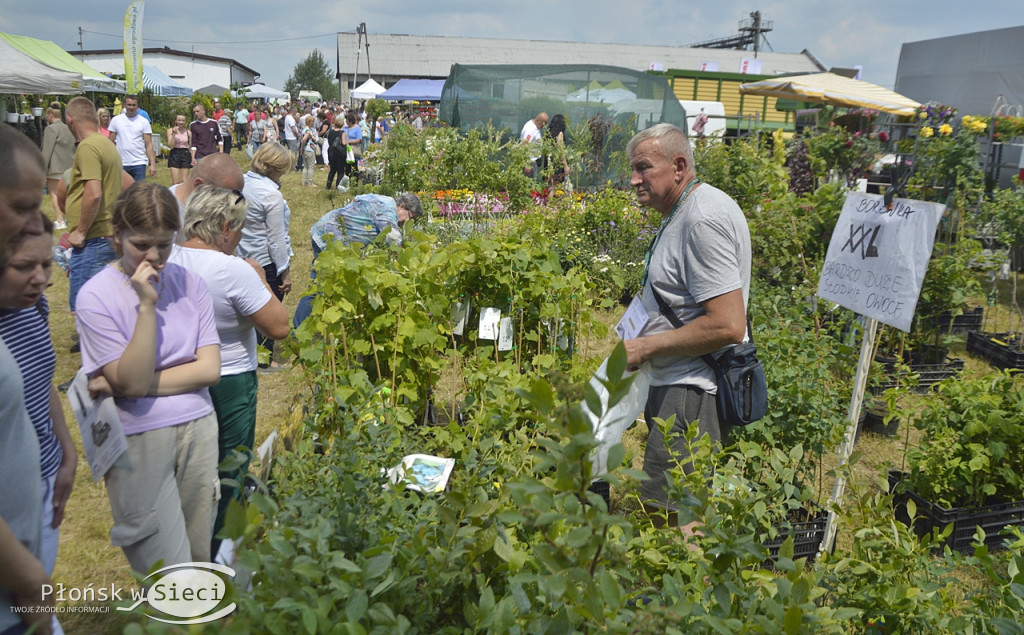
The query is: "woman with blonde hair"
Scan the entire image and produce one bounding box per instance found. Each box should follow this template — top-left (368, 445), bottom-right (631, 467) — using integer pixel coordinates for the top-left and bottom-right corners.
top-left (41, 102), bottom-right (75, 229)
top-left (166, 113), bottom-right (192, 186)
top-left (76, 181), bottom-right (221, 574)
top-left (235, 142), bottom-right (293, 368)
top-left (170, 187), bottom-right (288, 556)
top-left (97, 107), bottom-right (111, 138)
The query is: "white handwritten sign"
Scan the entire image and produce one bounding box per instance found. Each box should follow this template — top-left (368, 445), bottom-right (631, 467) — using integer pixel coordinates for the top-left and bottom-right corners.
top-left (817, 192), bottom-right (944, 332)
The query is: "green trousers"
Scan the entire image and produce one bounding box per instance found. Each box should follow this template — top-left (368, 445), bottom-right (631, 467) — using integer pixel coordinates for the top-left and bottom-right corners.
top-left (208, 370), bottom-right (258, 555)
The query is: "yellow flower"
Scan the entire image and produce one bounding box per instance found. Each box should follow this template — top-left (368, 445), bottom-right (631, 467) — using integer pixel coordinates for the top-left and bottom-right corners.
top-left (967, 118), bottom-right (988, 133)
top-left (919, 126), bottom-right (934, 138)
top-left (939, 123), bottom-right (953, 136)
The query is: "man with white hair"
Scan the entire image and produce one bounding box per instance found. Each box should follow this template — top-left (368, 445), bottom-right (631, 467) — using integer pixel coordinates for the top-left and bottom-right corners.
top-left (622, 123), bottom-right (751, 533)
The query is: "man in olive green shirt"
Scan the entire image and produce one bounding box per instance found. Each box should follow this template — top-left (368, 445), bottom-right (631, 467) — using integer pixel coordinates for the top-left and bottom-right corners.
top-left (65, 96), bottom-right (123, 314)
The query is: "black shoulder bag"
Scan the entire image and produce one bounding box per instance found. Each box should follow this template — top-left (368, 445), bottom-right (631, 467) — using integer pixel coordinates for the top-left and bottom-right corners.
top-left (650, 287), bottom-right (768, 427)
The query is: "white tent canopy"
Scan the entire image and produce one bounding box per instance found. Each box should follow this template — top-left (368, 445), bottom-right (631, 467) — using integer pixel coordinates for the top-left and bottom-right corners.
top-left (567, 86), bottom-right (637, 104)
top-left (143, 65), bottom-right (192, 97)
top-left (241, 83), bottom-right (290, 101)
top-left (351, 78), bottom-right (386, 100)
top-left (0, 36), bottom-right (83, 94)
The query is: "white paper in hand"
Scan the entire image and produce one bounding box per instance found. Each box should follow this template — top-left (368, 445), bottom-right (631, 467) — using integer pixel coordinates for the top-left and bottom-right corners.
top-left (615, 296), bottom-right (650, 340)
top-left (66, 369), bottom-right (128, 481)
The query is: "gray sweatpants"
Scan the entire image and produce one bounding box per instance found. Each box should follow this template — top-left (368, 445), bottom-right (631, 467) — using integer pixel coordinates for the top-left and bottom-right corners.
top-left (104, 411), bottom-right (219, 574)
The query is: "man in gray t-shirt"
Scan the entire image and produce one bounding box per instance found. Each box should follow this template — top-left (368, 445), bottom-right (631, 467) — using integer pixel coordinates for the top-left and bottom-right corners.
top-left (623, 123), bottom-right (751, 531)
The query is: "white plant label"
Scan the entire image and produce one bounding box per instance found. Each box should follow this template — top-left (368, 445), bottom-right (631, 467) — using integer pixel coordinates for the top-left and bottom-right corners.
top-left (478, 307), bottom-right (501, 340)
top-left (497, 317), bottom-right (514, 351)
top-left (451, 300), bottom-right (471, 336)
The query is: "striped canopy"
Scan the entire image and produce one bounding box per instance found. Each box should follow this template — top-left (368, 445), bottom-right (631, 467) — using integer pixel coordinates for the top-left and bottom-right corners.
top-left (739, 72), bottom-right (920, 117)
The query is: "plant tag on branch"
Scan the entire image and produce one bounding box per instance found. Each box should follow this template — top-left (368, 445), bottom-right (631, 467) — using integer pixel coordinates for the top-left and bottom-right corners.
top-left (478, 307), bottom-right (501, 340)
top-left (498, 317), bottom-right (513, 351)
top-left (451, 300), bottom-right (471, 336)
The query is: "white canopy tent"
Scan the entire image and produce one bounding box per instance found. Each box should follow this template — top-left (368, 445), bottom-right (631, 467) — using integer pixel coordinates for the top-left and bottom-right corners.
top-left (351, 78), bottom-right (386, 100)
top-left (242, 83), bottom-right (291, 101)
top-left (143, 65), bottom-right (192, 97)
top-left (1, 32), bottom-right (122, 94)
top-left (0, 36), bottom-right (83, 94)
top-left (567, 86), bottom-right (637, 104)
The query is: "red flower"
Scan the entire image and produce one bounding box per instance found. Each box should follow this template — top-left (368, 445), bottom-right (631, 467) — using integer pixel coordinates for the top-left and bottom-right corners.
top-left (879, 131), bottom-right (889, 142)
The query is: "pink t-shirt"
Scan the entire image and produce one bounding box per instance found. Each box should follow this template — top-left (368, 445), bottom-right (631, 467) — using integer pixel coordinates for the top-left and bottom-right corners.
top-left (76, 263), bottom-right (220, 435)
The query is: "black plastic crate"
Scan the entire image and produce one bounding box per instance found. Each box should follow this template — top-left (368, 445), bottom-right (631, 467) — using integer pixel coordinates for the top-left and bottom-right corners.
top-left (888, 471), bottom-right (1024, 553)
top-left (873, 357), bottom-right (964, 393)
top-left (967, 331), bottom-right (1024, 370)
top-left (764, 505), bottom-right (828, 565)
top-left (929, 307), bottom-right (984, 335)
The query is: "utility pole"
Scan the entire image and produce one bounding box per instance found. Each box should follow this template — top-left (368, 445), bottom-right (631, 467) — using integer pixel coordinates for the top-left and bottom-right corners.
top-left (77, 26), bottom-right (83, 58)
top-left (352, 23), bottom-right (366, 99)
top-left (364, 27), bottom-right (371, 80)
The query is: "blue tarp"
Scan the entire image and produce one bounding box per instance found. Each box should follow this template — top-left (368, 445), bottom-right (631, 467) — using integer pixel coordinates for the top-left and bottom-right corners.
top-left (143, 65), bottom-right (192, 97)
top-left (379, 79), bottom-right (445, 102)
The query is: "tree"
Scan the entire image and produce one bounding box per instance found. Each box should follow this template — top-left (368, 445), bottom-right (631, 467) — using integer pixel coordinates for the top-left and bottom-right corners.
top-left (283, 50), bottom-right (336, 101)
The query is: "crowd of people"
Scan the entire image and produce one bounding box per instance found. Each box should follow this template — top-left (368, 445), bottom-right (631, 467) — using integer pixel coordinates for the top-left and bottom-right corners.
top-left (0, 93), bottom-right (429, 633)
top-left (2, 89), bottom-right (751, 629)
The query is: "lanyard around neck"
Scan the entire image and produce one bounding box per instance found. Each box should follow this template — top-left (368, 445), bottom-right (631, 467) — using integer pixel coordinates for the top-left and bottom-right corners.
top-left (640, 178), bottom-right (701, 289)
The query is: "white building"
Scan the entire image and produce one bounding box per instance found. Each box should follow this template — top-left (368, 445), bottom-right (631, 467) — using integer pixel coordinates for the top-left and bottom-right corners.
top-left (70, 46), bottom-right (259, 91)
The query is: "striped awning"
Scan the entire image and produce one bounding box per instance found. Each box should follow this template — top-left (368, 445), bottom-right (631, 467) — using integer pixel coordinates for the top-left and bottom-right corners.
top-left (739, 72), bottom-right (920, 117)
top-left (142, 65), bottom-right (192, 97)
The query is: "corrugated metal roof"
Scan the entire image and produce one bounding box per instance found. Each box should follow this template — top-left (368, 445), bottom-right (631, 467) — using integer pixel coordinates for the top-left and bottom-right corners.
top-left (337, 33), bottom-right (823, 79)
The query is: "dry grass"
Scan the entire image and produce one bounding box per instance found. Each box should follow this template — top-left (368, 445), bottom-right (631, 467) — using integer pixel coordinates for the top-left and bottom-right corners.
top-left (47, 146), bottom-right (1024, 630)
top-left (51, 147), bottom-right (344, 632)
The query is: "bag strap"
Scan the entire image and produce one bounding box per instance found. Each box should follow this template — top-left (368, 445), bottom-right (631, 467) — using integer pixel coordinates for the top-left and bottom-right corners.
top-left (648, 286), bottom-right (753, 370)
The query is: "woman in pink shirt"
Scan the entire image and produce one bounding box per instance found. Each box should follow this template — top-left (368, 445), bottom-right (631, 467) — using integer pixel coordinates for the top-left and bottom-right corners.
top-left (97, 107), bottom-right (111, 138)
top-left (76, 181), bottom-right (221, 575)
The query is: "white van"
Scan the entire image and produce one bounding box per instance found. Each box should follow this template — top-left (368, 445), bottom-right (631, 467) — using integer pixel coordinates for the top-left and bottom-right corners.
top-left (298, 90), bottom-right (323, 102)
top-left (679, 100), bottom-right (726, 140)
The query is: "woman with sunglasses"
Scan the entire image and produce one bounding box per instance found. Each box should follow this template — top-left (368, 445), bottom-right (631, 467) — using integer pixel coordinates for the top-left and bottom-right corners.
top-left (169, 186), bottom-right (288, 557)
top-left (75, 181), bottom-right (221, 574)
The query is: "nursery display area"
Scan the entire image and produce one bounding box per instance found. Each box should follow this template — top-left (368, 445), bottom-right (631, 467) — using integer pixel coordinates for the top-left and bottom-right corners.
top-left (70, 107), bottom-right (1024, 633)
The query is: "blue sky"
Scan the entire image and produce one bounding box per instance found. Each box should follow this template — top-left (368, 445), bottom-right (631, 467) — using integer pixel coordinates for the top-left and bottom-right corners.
top-left (1, 0), bottom-right (1020, 92)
